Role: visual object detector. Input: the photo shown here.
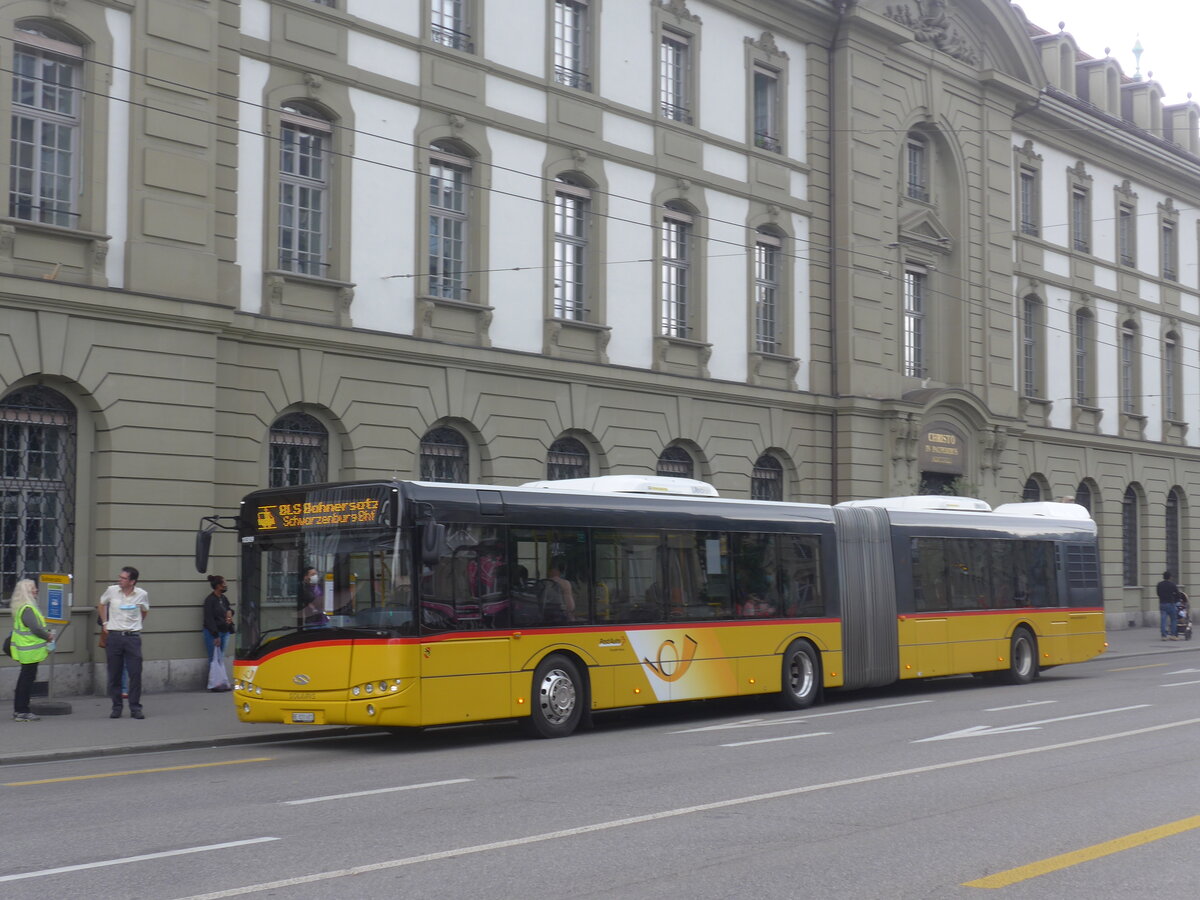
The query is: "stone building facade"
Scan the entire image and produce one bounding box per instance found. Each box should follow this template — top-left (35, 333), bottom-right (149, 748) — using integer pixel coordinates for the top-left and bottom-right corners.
top-left (1, 0), bottom-right (1197, 695)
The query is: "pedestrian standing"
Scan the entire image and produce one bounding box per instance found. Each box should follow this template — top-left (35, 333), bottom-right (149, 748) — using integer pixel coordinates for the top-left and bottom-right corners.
top-left (202, 574), bottom-right (235, 692)
top-left (9, 579), bottom-right (55, 722)
top-left (98, 566), bottom-right (150, 718)
top-left (1156, 570), bottom-right (1182, 641)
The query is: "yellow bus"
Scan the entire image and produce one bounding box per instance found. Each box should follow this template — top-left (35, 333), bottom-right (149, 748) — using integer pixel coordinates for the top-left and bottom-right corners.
top-left (198, 476), bottom-right (1106, 738)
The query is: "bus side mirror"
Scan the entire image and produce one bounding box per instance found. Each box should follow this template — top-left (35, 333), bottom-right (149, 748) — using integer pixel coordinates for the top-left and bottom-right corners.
top-left (195, 526), bottom-right (215, 574)
top-left (420, 521), bottom-right (445, 566)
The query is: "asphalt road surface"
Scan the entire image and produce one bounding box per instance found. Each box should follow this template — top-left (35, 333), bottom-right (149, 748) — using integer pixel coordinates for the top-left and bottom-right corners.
top-left (4, 649), bottom-right (1199, 899)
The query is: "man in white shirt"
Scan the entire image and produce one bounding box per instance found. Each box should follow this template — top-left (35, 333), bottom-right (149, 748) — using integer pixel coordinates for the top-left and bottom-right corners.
top-left (98, 566), bottom-right (149, 719)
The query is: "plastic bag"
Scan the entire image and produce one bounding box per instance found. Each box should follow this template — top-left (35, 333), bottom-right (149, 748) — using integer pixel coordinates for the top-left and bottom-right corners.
top-left (207, 644), bottom-right (230, 691)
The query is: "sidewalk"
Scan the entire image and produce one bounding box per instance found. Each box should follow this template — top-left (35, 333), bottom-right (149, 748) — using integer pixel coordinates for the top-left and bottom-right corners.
top-left (3, 632), bottom-right (1194, 765)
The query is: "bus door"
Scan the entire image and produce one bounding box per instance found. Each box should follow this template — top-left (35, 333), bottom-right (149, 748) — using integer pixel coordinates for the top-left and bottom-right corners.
top-left (417, 527), bottom-right (513, 725)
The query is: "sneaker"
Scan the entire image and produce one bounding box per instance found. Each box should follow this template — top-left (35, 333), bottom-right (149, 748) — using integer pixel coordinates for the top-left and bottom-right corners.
top-left (13, 712), bottom-right (39, 722)
top-left (131, 709), bottom-right (145, 719)
top-left (110, 708), bottom-right (122, 718)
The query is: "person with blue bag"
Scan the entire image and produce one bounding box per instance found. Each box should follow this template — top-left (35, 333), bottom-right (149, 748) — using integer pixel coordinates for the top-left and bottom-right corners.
top-left (9, 579), bottom-right (56, 722)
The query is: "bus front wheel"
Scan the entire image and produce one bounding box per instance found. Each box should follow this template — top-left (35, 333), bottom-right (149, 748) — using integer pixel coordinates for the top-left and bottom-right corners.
top-left (778, 640), bottom-right (820, 709)
top-left (524, 654), bottom-right (584, 738)
top-left (1005, 627), bottom-right (1039, 685)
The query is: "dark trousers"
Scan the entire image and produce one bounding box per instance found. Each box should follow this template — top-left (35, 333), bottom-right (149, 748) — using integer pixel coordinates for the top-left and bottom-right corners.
top-left (14, 661), bottom-right (38, 714)
top-left (106, 632), bottom-right (144, 711)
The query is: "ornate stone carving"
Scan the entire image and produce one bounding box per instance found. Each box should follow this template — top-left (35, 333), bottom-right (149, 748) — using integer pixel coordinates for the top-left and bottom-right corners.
top-left (658, 0), bottom-right (700, 25)
top-left (303, 72), bottom-right (323, 99)
top-left (748, 31), bottom-right (787, 60)
top-left (265, 274), bottom-right (285, 316)
top-left (885, 1), bottom-right (979, 66)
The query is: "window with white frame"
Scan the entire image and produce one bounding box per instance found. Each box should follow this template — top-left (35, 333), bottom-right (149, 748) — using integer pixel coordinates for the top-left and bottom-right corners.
top-left (553, 0), bottom-right (590, 90)
top-left (1120, 323), bottom-right (1138, 414)
top-left (1164, 332), bottom-right (1180, 422)
top-left (1071, 186), bottom-right (1090, 253)
top-left (659, 31), bottom-right (691, 123)
top-left (278, 103), bottom-right (330, 276)
top-left (428, 143), bottom-right (471, 300)
top-left (903, 268), bottom-right (926, 377)
top-left (1118, 203), bottom-right (1136, 267)
top-left (431, 0), bottom-right (472, 52)
top-left (1074, 309), bottom-right (1092, 405)
top-left (1022, 297), bottom-right (1042, 398)
top-left (10, 25), bottom-right (82, 227)
top-left (753, 66), bottom-right (780, 152)
top-left (754, 232), bottom-right (780, 353)
top-left (1162, 219), bottom-right (1177, 281)
top-left (1018, 168), bottom-right (1038, 236)
top-left (906, 134), bottom-right (928, 202)
top-left (660, 204), bottom-right (692, 337)
top-left (553, 176), bottom-right (589, 320)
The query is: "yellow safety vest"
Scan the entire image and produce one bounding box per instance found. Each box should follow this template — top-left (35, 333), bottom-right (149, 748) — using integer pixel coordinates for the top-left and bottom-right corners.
top-left (11, 601), bottom-right (50, 665)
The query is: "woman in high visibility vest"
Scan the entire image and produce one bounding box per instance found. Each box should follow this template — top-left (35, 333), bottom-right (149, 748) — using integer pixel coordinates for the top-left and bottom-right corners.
top-left (9, 579), bottom-right (55, 723)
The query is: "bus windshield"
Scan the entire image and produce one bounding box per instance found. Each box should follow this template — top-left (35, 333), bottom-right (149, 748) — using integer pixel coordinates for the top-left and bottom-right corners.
top-left (236, 527), bottom-right (414, 657)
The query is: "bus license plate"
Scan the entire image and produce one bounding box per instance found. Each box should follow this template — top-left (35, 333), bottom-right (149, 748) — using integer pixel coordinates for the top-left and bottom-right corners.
top-left (291, 712), bottom-right (316, 723)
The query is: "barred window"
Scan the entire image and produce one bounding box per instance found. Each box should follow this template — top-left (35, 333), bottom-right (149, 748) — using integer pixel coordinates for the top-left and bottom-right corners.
top-left (548, 437), bottom-right (589, 480)
top-left (751, 455), bottom-right (783, 501)
top-left (269, 413), bottom-right (328, 487)
top-left (553, 0), bottom-right (590, 90)
top-left (659, 32), bottom-right (691, 123)
top-left (420, 427), bottom-right (469, 483)
top-left (657, 446), bottom-right (694, 479)
top-left (1022, 477), bottom-right (1041, 503)
top-left (431, 0), bottom-right (473, 52)
top-left (1, 386), bottom-right (75, 598)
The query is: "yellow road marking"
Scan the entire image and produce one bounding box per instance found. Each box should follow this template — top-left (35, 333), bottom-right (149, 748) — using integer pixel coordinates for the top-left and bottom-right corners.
top-left (964, 815), bottom-right (1200, 888)
top-left (4, 757), bottom-right (272, 786)
top-left (1106, 663), bottom-right (1168, 672)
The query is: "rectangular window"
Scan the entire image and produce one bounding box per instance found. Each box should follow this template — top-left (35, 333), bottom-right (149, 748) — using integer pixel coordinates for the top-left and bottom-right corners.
top-left (431, 0), bottom-right (472, 52)
top-left (1074, 312), bottom-right (1091, 405)
top-left (752, 66), bottom-right (780, 152)
top-left (553, 0), bottom-right (590, 90)
top-left (906, 136), bottom-right (928, 202)
top-left (593, 529), bottom-right (661, 623)
top-left (1118, 205), bottom-right (1135, 266)
top-left (1022, 298), bottom-right (1040, 398)
top-left (428, 150), bottom-right (469, 299)
top-left (1018, 169), bottom-right (1038, 236)
top-left (278, 117), bottom-right (329, 276)
top-left (1164, 337), bottom-right (1178, 421)
top-left (1162, 221), bottom-right (1177, 281)
top-left (1120, 329), bottom-right (1136, 414)
top-left (661, 209), bottom-right (691, 337)
top-left (903, 269), bottom-right (926, 377)
top-left (1071, 188), bottom-right (1090, 253)
top-left (754, 236), bottom-right (780, 352)
top-left (911, 538), bottom-right (1059, 612)
top-left (659, 32), bottom-right (691, 123)
top-left (10, 39), bottom-right (81, 227)
top-left (553, 182), bottom-right (589, 320)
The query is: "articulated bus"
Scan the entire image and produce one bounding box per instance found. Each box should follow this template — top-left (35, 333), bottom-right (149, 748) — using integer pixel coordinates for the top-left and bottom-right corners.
top-left (208, 476), bottom-right (1106, 738)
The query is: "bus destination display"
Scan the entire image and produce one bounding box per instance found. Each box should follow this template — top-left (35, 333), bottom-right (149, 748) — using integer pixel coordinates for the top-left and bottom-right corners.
top-left (251, 485), bottom-right (392, 533)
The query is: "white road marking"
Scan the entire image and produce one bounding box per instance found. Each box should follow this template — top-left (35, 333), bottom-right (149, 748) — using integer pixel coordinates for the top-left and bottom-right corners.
top-left (0, 838), bottom-right (279, 884)
top-left (284, 778), bottom-right (472, 805)
top-left (1163, 680), bottom-right (1200, 687)
top-left (671, 699), bottom-right (932, 733)
top-left (720, 732), bottom-right (831, 747)
top-left (915, 705), bottom-right (1151, 742)
top-left (984, 700), bottom-right (1057, 712)
top-left (1167, 668), bottom-right (1200, 675)
top-left (173, 717), bottom-right (1200, 899)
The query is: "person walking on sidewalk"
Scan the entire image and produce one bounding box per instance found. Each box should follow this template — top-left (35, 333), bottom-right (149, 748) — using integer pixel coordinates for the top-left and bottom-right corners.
top-left (9, 579), bottom-right (55, 722)
top-left (98, 566), bottom-right (150, 718)
top-left (1157, 571), bottom-right (1183, 641)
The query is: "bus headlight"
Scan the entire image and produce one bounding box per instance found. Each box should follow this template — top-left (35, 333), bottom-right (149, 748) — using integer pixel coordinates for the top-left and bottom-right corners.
top-left (351, 686), bottom-right (361, 696)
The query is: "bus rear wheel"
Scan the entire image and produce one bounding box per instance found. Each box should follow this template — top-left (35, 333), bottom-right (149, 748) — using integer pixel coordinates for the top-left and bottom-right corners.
top-left (1005, 627), bottom-right (1038, 685)
top-left (778, 640), bottom-right (820, 709)
top-left (524, 654), bottom-right (584, 738)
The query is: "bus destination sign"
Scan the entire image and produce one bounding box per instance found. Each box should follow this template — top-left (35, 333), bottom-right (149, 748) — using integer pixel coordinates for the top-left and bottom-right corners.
top-left (251, 485), bottom-right (393, 533)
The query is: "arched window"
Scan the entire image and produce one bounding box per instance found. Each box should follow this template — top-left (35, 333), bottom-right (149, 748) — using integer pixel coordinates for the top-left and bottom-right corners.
top-left (1022, 477), bottom-right (1041, 503)
top-left (547, 437), bottom-right (589, 480)
top-left (657, 446), bottom-right (694, 479)
top-left (419, 427), bottom-right (469, 483)
top-left (1166, 488), bottom-right (1181, 577)
top-left (269, 413), bottom-right (327, 487)
top-left (278, 102), bottom-right (332, 276)
top-left (10, 23), bottom-right (83, 227)
top-left (0, 386), bottom-right (76, 596)
top-left (1122, 486), bottom-right (1138, 587)
top-left (751, 455), bottom-right (783, 501)
top-left (1074, 481), bottom-right (1092, 513)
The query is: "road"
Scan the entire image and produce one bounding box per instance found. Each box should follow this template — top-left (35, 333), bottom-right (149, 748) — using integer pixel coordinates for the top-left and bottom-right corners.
top-left (4, 650), bottom-right (1200, 899)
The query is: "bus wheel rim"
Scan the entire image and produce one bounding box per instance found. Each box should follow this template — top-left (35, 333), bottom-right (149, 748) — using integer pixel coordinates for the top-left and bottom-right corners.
top-left (538, 668), bottom-right (576, 724)
top-left (789, 653), bottom-right (813, 696)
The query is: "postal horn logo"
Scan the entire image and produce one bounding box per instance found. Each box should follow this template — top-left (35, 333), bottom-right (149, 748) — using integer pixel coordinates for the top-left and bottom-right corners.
top-left (643, 634), bottom-right (699, 683)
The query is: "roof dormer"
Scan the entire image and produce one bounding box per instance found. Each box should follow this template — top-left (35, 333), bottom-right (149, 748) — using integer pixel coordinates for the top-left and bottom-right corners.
top-left (1075, 56), bottom-right (1123, 116)
top-left (1164, 100), bottom-right (1200, 154)
top-left (1122, 79), bottom-right (1164, 136)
